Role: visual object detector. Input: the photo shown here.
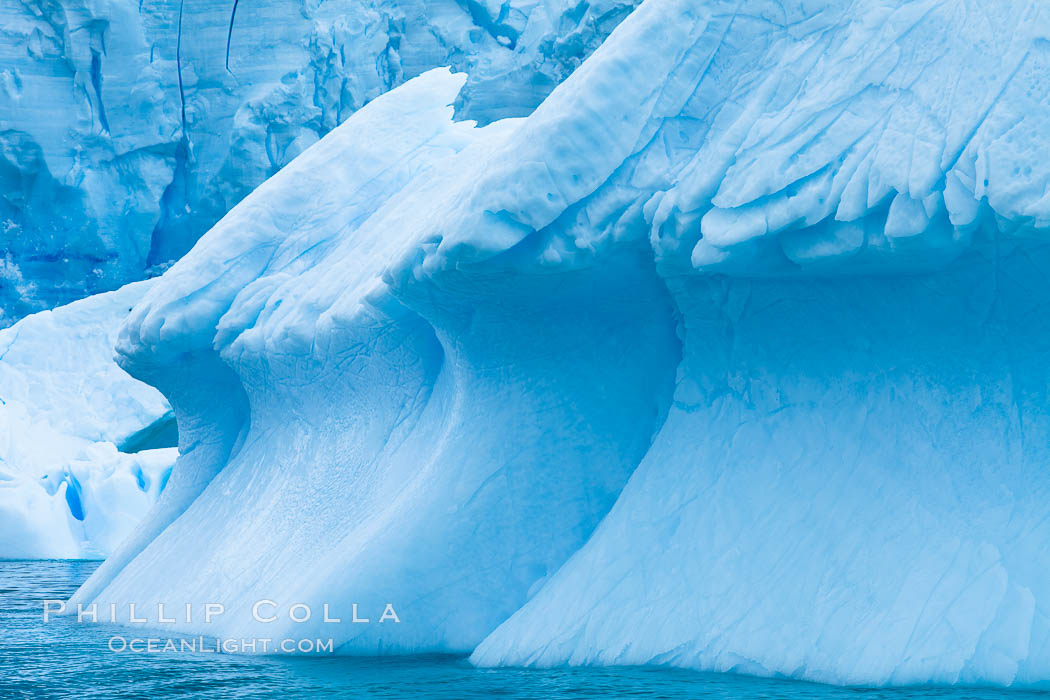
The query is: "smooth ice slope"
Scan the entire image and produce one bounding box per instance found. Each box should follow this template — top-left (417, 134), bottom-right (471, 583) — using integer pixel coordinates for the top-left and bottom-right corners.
top-left (72, 0), bottom-right (1050, 687)
top-left (474, 261), bottom-right (1050, 686)
top-left (0, 0), bottom-right (636, 324)
top-left (0, 282), bottom-right (176, 558)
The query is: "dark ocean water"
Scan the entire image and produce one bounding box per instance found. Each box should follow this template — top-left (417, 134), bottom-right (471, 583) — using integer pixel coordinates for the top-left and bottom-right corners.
top-left (1, 560), bottom-right (1047, 699)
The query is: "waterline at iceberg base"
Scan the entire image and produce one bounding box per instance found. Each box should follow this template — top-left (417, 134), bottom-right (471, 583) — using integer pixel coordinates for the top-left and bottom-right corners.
top-left (60, 0), bottom-right (1050, 689)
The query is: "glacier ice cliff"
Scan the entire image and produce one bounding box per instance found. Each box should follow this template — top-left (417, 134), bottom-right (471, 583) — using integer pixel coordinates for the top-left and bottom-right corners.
top-left (69, 0), bottom-right (1050, 688)
top-left (0, 281), bottom-right (176, 558)
top-left (0, 0), bottom-right (636, 324)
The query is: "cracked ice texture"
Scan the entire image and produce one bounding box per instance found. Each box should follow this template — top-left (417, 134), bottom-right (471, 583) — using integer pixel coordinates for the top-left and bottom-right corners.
top-left (71, 0), bottom-right (1050, 687)
top-left (0, 0), bottom-right (637, 325)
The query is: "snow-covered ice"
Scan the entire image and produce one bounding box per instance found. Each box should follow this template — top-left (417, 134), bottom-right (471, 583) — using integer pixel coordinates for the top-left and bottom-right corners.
top-left (57, 0), bottom-right (1050, 688)
top-left (0, 281), bottom-right (176, 558)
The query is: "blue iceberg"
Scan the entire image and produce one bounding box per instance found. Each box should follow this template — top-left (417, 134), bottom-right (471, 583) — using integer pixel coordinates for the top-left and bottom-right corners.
top-left (40, 0), bottom-right (1050, 687)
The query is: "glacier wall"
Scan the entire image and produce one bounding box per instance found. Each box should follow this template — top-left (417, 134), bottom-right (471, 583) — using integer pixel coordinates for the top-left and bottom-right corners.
top-left (0, 0), bottom-right (636, 324)
top-left (69, 0), bottom-right (1050, 687)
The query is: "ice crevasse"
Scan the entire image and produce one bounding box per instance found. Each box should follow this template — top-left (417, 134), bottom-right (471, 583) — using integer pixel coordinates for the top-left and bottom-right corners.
top-left (72, 0), bottom-right (1050, 687)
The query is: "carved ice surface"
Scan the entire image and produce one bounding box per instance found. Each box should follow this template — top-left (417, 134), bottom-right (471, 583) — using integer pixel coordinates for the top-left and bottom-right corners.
top-left (60, 0), bottom-right (1050, 688)
top-left (0, 0), bottom-right (636, 324)
top-left (0, 281), bottom-right (176, 558)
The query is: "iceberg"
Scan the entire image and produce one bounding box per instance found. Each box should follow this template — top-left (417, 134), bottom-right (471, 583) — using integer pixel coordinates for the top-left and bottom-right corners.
top-left (0, 0), bottom-right (636, 324)
top-left (70, 66), bottom-right (682, 653)
top-left (65, 0), bottom-right (1050, 688)
top-left (0, 281), bottom-right (176, 558)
